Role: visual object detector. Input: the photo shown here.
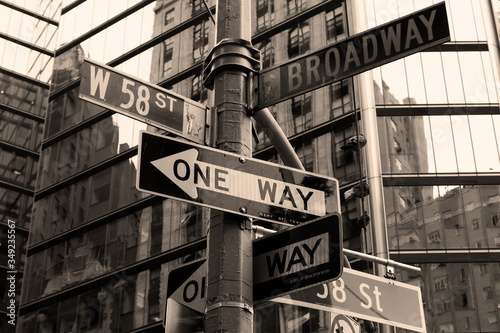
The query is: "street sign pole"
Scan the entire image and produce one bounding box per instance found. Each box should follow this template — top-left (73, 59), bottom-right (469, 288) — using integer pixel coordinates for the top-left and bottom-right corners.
top-left (202, 0), bottom-right (260, 332)
top-left (348, 0), bottom-right (391, 332)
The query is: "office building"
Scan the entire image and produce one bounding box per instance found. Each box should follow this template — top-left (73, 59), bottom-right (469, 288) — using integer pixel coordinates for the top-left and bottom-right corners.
top-left (15, 0), bottom-right (500, 332)
top-left (0, 0), bottom-right (59, 331)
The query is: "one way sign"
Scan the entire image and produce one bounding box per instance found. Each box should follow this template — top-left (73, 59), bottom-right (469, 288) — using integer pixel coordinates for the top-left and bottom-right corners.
top-left (137, 131), bottom-right (340, 225)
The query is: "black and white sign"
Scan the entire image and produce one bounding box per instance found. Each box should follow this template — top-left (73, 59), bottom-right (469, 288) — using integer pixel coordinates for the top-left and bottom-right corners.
top-left (272, 267), bottom-right (426, 332)
top-left (258, 2), bottom-right (449, 107)
top-left (137, 131), bottom-right (340, 225)
top-left (164, 259), bottom-right (206, 332)
top-left (166, 259), bottom-right (206, 314)
top-left (79, 59), bottom-right (207, 144)
top-left (253, 214), bottom-right (342, 302)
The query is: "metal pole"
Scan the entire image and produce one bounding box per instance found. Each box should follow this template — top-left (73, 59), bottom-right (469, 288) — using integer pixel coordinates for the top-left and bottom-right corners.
top-left (348, 0), bottom-right (392, 332)
top-left (253, 108), bottom-right (305, 170)
top-left (343, 248), bottom-right (421, 273)
top-left (202, 1), bottom-right (260, 332)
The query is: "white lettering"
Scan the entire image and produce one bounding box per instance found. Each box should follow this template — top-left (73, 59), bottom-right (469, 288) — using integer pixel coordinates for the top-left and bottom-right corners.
top-left (325, 47), bottom-right (340, 76)
top-left (306, 55), bottom-right (320, 85)
top-left (380, 23), bottom-right (401, 55)
top-left (90, 65), bottom-right (110, 99)
top-left (362, 34), bottom-right (378, 63)
top-left (374, 286), bottom-right (383, 312)
top-left (344, 41), bottom-right (361, 71)
top-left (405, 18), bottom-right (423, 49)
top-left (359, 284), bottom-right (384, 312)
top-left (166, 96), bottom-right (177, 111)
top-left (360, 283), bottom-right (372, 309)
top-left (155, 92), bottom-right (167, 108)
top-left (419, 9), bottom-right (437, 41)
top-left (288, 63), bottom-right (302, 91)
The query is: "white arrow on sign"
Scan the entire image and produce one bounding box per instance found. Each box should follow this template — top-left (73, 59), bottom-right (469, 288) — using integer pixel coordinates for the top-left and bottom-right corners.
top-left (151, 149), bottom-right (327, 216)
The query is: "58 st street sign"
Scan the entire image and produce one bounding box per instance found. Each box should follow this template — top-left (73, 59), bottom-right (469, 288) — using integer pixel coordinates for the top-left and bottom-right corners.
top-left (258, 2), bottom-right (449, 107)
top-left (136, 131), bottom-right (340, 225)
top-left (272, 268), bottom-right (426, 332)
top-left (79, 59), bottom-right (208, 144)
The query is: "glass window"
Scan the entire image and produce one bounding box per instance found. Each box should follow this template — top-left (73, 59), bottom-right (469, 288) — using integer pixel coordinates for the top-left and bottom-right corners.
top-left (287, 0), bottom-right (306, 15)
top-left (0, 188), bottom-right (33, 229)
top-left (421, 53), bottom-right (447, 104)
top-left (193, 20), bottom-right (209, 63)
top-left (458, 52), bottom-right (491, 104)
top-left (468, 115), bottom-right (500, 172)
top-left (191, 74), bottom-right (207, 103)
top-left (448, 0), bottom-right (479, 41)
top-left (257, 38), bottom-right (274, 70)
top-left (164, 7), bottom-right (175, 26)
top-left (0, 109), bottom-right (42, 151)
top-left (291, 93), bottom-right (312, 134)
top-left (0, 73), bottom-right (48, 115)
top-left (451, 116), bottom-right (475, 173)
top-left (287, 22), bottom-right (310, 59)
top-left (330, 80), bottom-right (351, 119)
top-left (403, 53), bottom-right (427, 104)
top-left (325, 4), bottom-right (345, 43)
top-left (441, 52), bottom-right (465, 104)
top-left (0, 148), bottom-right (37, 188)
top-left (380, 59), bottom-right (408, 104)
top-left (163, 38), bottom-right (174, 76)
top-left (256, 0), bottom-right (275, 31)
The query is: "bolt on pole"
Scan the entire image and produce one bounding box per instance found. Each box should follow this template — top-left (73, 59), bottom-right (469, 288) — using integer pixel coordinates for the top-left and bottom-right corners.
top-left (202, 0), bottom-right (260, 332)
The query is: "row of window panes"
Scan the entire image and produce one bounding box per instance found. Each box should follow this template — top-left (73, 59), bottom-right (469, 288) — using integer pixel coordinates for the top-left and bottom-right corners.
top-left (23, 201), bottom-right (207, 302)
top-left (365, 0), bottom-right (488, 42)
top-left (374, 51), bottom-right (498, 105)
top-left (385, 184), bottom-right (500, 250)
top-left (54, 0), bottom-right (492, 89)
top-left (0, 4), bottom-right (58, 50)
top-left (0, 108), bottom-right (43, 151)
top-left (18, 261), bottom-right (498, 333)
top-left (44, 85), bottom-right (105, 139)
top-left (30, 157), bottom-right (143, 245)
top-left (3, 0), bottom-right (61, 20)
top-left (56, 3), bottom-right (346, 89)
top-left (254, 12), bottom-right (347, 71)
top-left (52, 17), bottom-right (211, 91)
top-left (0, 73), bottom-right (48, 116)
top-left (396, 262), bottom-right (500, 332)
top-left (19, 255), bottom-right (205, 333)
top-left (0, 148), bottom-right (37, 189)
top-left (253, 0), bottom-right (340, 33)
top-left (379, 115), bottom-right (500, 174)
top-left (0, 188), bottom-right (32, 229)
top-left (39, 113), bottom-right (147, 189)
top-left (254, 80), bottom-right (352, 150)
top-left (57, 0), bottom-right (146, 48)
top-left (0, 38), bottom-right (53, 83)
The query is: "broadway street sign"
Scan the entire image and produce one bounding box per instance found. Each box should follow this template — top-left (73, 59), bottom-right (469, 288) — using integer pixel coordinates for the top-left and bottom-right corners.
top-left (136, 131), bottom-right (340, 225)
top-left (258, 2), bottom-right (449, 108)
top-left (79, 59), bottom-right (208, 144)
top-left (272, 267), bottom-right (426, 332)
top-left (253, 214), bottom-right (342, 302)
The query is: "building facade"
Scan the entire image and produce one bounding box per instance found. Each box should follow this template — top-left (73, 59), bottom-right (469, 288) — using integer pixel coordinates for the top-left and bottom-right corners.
top-left (0, 0), bottom-right (59, 331)
top-left (12, 0), bottom-right (500, 332)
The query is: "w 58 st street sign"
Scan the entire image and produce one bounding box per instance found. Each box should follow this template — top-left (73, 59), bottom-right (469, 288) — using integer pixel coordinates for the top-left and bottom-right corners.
top-left (79, 59), bottom-right (208, 144)
top-left (136, 131), bottom-right (340, 225)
